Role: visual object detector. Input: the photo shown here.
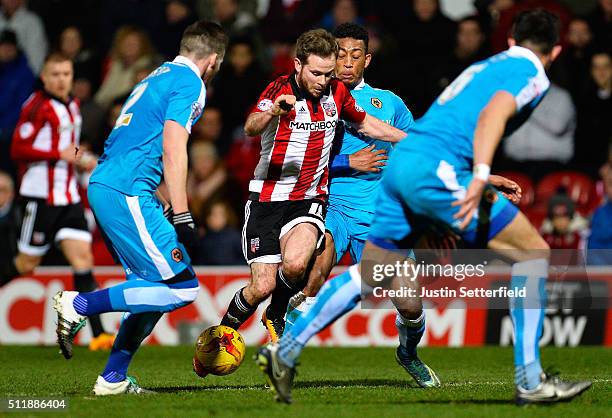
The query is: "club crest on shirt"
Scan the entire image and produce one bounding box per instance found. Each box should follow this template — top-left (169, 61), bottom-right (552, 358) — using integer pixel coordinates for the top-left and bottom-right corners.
top-left (321, 101), bottom-right (337, 117)
top-left (250, 237), bottom-right (260, 253)
top-left (171, 247), bottom-right (183, 262)
top-left (371, 98), bottom-right (382, 109)
top-left (190, 101), bottom-right (203, 122)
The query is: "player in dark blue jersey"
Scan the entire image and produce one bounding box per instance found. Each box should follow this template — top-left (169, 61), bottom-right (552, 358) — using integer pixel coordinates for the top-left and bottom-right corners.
top-left (258, 10), bottom-right (591, 405)
top-left (52, 21), bottom-right (228, 395)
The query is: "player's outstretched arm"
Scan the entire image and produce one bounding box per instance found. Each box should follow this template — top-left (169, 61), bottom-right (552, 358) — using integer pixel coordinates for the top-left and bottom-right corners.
top-left (162, 120), bottom-right (190, 214)
top-left (353, 114), bottom-right (406, 143)
top-left (244, 94), bottom-right (296, 136)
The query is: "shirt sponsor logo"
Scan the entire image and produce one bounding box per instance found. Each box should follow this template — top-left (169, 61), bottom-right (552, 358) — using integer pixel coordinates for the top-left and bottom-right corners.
top-left (355, 103), bottom-right (365, 113)
top-left (289, 120), bottom-right (337, 131)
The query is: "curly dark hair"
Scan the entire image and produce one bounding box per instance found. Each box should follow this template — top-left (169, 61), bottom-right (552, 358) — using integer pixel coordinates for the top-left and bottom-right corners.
top-left (333, 22), bottom-right (369, 52)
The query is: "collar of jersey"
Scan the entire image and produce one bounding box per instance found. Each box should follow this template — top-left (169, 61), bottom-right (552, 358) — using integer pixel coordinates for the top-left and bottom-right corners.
top-left (353, 79), bottom-right (366, 90)
top-left (172, 55), bottom-right (201, 78)
top-left (506, 46), bottom-right (545, 75)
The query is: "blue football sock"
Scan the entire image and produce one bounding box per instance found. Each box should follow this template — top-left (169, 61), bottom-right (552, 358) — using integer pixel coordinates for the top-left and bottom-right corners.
top-left (100, 311), bottom-right (162, 382)
top-left (396, 311), bottom-right (425, 357)
top-left (73, 289), bottom-right (112, 316)
top-left (509, 258), bottom-right (547, 390)
top-left (279, 265), bottom-right (363, 367)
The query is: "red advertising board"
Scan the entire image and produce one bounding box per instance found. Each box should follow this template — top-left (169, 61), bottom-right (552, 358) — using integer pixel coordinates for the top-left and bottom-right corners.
top-left (0, 267), bottom-right (610, 347)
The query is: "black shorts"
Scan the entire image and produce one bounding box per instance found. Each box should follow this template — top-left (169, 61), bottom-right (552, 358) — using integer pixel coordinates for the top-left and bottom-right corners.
top-left (242, 197), bottom-right (327, 264)
top-left (17, 197), bottom-right (91, 256)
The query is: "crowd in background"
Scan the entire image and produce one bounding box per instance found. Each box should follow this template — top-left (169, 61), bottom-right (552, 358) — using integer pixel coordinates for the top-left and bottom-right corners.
top-left (0, 0), bottom-right (611, 266)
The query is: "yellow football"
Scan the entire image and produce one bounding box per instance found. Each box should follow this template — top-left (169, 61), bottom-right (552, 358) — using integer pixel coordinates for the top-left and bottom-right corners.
top-left (194, 325), bottom-right (246, 377)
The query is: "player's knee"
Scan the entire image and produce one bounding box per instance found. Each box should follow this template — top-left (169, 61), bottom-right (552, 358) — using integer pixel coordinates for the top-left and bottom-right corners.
top-left (282, 258), bottom-right (308, 281)
top-left (15, 253), bottom-right (41, 275)
top-left (247, 280), bottom-right (274, 302)
top-left (397, 307), bottom-right (422, 321)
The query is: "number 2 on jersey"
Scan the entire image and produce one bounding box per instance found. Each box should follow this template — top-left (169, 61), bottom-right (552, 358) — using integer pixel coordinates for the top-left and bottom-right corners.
top-left (437, 64), bottom-right (486, 105)
top-left (114, 82), bottom-right (148, 129)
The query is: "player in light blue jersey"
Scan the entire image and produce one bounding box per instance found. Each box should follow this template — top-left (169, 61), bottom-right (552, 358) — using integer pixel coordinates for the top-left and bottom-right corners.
top-left (52, 21), bottom-right (228, 395)
top-left (258, 11), bottom-right (591, 404)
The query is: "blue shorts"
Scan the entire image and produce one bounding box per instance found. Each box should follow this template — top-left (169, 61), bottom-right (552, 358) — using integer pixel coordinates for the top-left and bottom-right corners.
top-left (368, 147), bottom-right (518, 246)
top-left (325, 203), bottom-right (372, 263)
top-left (88, 183), bottom-right (192, 281)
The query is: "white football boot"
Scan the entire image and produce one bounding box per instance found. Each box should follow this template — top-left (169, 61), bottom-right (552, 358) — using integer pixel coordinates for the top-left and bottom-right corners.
top-left (53, 291), bottom-right (86, 359)
top-left (93, 376), bottom-right (154, 396)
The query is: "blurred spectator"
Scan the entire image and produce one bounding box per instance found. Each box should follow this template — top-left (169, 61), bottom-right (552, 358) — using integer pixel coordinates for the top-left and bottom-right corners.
top-left (541, 193), bottom-right (587, 250)
top-left (0, 29), bottom-right (33, 175)
top-left (501, 84), bottom-right (576, 181)
top-left (132, 62), bottom-right (156, 85)
top-left (490, 0), bottom-right (572, 53)
top-left (191, 106), bottom-right (223, 143)
top-left (387, 0), bottom-right (456, 116)
top-left (193, 199), bottom-right (244, 265)
top-left (319, 0), bottom-right (364, 31)
top-left (573, 51), bottom-right (612, 178)
top-left (94, 26), bottom-right (157, 109)
top-left (73, 77), bottom-right (105, 154)
top-left (155, 0), bottom-right (197, 60)
top-left (587, 161), bottom-right (612, 264)
top-left (549, 18), bottom-right (595, 99)
top-left (587, 0), bottom-right (612, 50)
top-left (0, 0), bottom-right (47, 73)
top-left (473, 0), bottom-right (515, 35)
top-left (429, 16), bottom-right (489, 101)
top-left (212, 0), bottom-right (257, 37)
top-left (259, 0), bottom-right (323, 44)
top-left (196, 0), bottom-right (259, 20)
top-left (99, 95), bottom-right (128, 150)
top-left (212, 37), bottom-right (268, 153)
top-left (0, 170), bottom-right (19, 264)
top-left (225, 132), bottom-right (260, 201)
top-left (187, 142), bottom-right (242, 222)
top-left (57, 26), bottom-right (100, 89)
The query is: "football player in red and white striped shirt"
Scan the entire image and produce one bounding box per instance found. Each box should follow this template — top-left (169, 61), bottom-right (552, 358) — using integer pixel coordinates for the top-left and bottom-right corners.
top-left (220, 29), bottom-right (407, 339)
top-left (0, 53), bottom-right (114, 350)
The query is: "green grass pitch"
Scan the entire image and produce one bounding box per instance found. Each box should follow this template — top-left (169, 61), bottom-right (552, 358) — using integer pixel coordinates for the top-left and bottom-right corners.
top-left (1, 346), bottom-right (610, 417)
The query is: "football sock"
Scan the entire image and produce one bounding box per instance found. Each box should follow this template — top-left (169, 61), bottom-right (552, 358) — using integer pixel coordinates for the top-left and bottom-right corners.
top-left (396, 311), bottom-right (425, 357)
top-left (101, 312), bottom-right (162, 382)
top-left (509, 258), bottom-right (547, 390)
top-left (220, 287), bottom-right (256, 330)
top-left (73, 270), bottom-right (105, 337)
top-left (279, 265), bottom-right (363, 367)
top-left (268, 270), bottom-right (301, 321)
top-left (0, 259), bottom-right (20, 286)
top-left (74, 276), bottom-right (199, 315)
top-left (284, 292), bottom-right (316, 335)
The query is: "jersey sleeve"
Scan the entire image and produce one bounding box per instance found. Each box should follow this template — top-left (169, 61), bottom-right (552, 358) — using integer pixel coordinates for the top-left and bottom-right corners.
top-left (252, 78), bottom-right (287, 114)
top-left (11, 100), bottom-right (61, 162)
top-left (337, 81), bottom-right (366, 123)
top-left (164, 74), bottom-right (205, 134)
top-left (499, 59), bottom-right (550, 112)
top-left (391, 94), bottom-right (414, 133)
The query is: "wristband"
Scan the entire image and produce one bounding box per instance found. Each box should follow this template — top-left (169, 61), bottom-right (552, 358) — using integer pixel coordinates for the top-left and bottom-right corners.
top-left (330, 154), bottom-right (350, 171)
top-left (473, 163), bottom-right (490, 182)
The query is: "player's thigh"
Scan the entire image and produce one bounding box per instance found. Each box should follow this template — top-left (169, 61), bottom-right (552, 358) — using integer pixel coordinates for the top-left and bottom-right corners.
top-left (280, 222), bottom-right (319, 277)
top-left (244, 262), bottom-right (279, 303)
top-left (88, 184), bottom-right (189, 280)
top-left (304, 232), bottom-right (337, 297)
top-left (241, 200), bottom-right (283, 265)
top-left (488, 210), bottom-right (550, 262)
top-left (55, 204), bottom-right (93, 269)
top-left (59, 239), bottom-right (93, 269)
top-left (325, 204), bottom-right (350, 264)
top-left (368, 175), bottom-right (413, 244)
